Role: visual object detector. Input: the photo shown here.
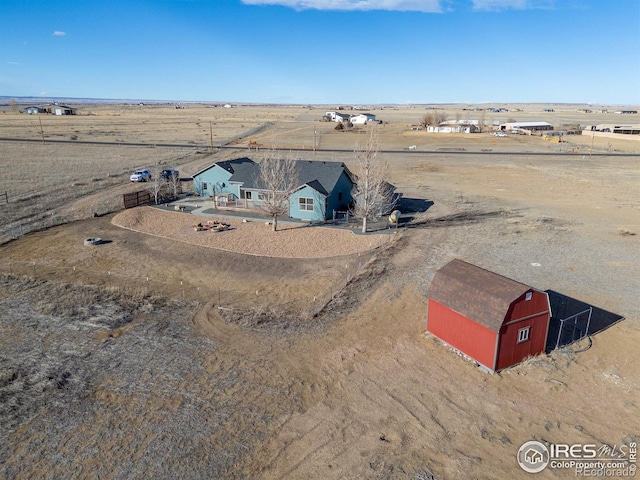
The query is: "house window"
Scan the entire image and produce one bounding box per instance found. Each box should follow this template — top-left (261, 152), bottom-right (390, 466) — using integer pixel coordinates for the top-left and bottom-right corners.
top-left (518, 327), bottom-right (530, 343)
top-left (258, 193), bottom-right (267, 201)
top-left (202, 183), bottom-right (208, 192)
top-left (338, 191), bottom-right (343, 201)
top-left (525, 292), bottom-right (532, 301)
top-left (241, 191), bottom-right (252, 200)
top-left (299, 197), bottom-right (314, 211)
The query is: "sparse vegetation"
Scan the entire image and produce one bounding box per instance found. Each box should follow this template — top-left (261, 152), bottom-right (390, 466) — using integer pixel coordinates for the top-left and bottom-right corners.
top-left (0, 103), bottom-right (638, 480)
top-left (419, 111), bottom-right (448, 128)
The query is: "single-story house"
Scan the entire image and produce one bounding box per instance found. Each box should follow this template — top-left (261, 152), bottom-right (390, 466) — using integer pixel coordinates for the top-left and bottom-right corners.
top-left (427, 120), bottom-right (479, 134)
top-left (500, 121), bottom-right (553, 133)
top-left (192, 157), bottom-right (356, 222)
top-left (426, 259), bottom-right (551, 372)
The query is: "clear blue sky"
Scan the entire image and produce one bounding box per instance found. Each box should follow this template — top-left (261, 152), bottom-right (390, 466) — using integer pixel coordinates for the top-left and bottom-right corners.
top-left (1, 0), bottom-right (639, 104)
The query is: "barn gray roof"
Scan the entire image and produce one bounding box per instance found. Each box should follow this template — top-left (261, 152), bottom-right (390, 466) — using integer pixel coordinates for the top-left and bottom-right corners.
top-left (427, 259), bottom-right (532, 332)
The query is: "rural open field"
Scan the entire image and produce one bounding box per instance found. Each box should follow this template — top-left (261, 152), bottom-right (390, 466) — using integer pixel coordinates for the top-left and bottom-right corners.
top-left (1, 103), bottom-right (639, 479)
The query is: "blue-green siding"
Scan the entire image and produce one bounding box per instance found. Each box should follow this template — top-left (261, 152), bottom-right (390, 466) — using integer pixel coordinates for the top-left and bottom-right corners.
top-left (290, 187), bottom-right (326, 222)
top-left (193, 159), bottom-right (355, 222)
top-left (325, 170), bottom-right (354, 217)
top-left (193, 166), bottom-right (239, 198)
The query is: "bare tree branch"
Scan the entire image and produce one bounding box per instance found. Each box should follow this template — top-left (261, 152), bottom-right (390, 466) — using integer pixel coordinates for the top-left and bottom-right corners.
top-left (350, 128), bottom-right (397, 234)
top-left (419, 111), bottom-right (448, 129)
top-left (147, 165), bottom-right (166, 205)
top-left (256, 151), bottom-right (299, 232)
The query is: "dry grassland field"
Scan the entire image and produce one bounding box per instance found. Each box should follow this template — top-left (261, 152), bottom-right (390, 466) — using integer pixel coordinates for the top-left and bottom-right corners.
top-left (0, 103), bottom-right (639, 479)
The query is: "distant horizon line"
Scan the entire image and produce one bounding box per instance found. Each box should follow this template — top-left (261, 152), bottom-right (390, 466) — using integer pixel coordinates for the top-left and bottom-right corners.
top-left (1, 95), bottom-right (637, 108)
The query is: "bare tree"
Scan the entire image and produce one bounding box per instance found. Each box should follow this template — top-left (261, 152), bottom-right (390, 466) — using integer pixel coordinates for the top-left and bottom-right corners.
top-left (256, 152), bottom-right (299, 232)
top-left (166, 170), bottom-right (181, 199)
top-left (477, 110), bottom-right (487, 133)
top-left (419, 111), bottom-right (448, 129)
top-left (9, 98), bottom-right (18, 113)
top-left (350, 129), bottom-right (397, 234)
top-left (147, 165), bottom-right (166, 205)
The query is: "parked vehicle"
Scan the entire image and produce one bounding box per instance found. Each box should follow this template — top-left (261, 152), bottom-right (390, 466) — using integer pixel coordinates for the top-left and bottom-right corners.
top-left (161, 168), bottom-right (179, 180)
top-left (130, 169), bottom-right (152, 182)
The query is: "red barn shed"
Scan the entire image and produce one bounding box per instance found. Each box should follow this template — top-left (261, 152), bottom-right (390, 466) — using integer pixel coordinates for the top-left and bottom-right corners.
top-left (426, 259), bottom-right (551, 372)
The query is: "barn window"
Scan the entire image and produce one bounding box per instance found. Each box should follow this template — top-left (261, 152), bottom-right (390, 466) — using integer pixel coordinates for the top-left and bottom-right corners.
top-left (518, 327), bottom-right (530, 343)
top-left (525, 292), bottom-right (533, 301)
top-left (299, 197), bottom-right (314, 211)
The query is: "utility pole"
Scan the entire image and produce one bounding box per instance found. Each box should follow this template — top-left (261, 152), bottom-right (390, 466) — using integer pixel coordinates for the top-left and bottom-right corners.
top-left (209, 122), bottom-right (214, 153)
top-left (39, 117), bottom-right (45, 145)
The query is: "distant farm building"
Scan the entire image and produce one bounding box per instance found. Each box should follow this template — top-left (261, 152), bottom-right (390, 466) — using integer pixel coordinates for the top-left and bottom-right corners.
top-left (585, 124), bottom-right (640, 135)
top-left (426, 259), bottom-right (551, 372)
top-left (23, 105), bottom-right (76, 115)
top-left (324, 111), bottom-right (352, 123)
top-left (350, 113), bottom-right (377, 124)
top-left (24, 106), bottom-right (45, 115)
top-left (500, 121), bottom-right (553, 134)
top-left (427, 120), bottom-right (479, 134)
top-left (614, 110), bottom-right (638, 114)
top-left (51, 105), bottom-right (76, 115)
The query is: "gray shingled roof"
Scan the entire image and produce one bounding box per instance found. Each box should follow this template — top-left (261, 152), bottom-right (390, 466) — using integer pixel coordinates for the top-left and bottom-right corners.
top-left (293, 160), bottom-right (354, 196)
top-left (220, 157), bottom-right (260, 185)
top-left (427, 259), bottom-right (532, 332)
top-left (191, 157), bottom-right (258, 180)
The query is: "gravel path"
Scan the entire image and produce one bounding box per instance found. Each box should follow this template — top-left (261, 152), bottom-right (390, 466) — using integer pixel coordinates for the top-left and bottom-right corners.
top-left (112, 207), bottom-right (386, 258)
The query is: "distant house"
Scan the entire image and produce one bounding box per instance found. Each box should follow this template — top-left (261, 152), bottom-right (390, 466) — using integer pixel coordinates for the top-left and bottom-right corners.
top-left (427, 120), bottom-right (479, 134)
top-left (192, 157), bottom-right (356, 222)
top-left (24, 106), bottom-right (45, 115)
top-left (500, 121), bottom-right (553, 133)
top-left (614, 110), bottom-right (638, 114)
top-left (426, 259), bottom-right (551, 372)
